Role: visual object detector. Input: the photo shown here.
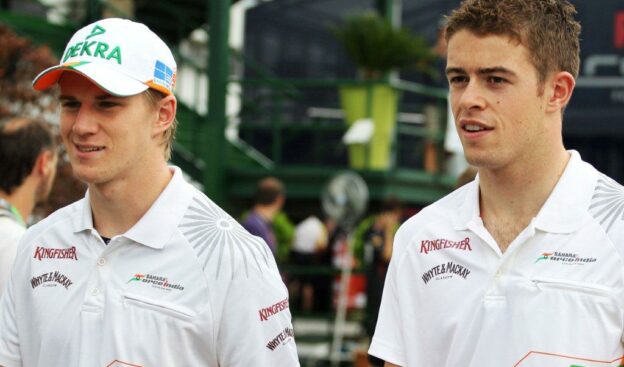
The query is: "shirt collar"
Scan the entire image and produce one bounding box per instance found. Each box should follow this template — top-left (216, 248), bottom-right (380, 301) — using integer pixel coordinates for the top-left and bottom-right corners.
top-left (72, 167), bottom-right (194, 249)
top-left (533, 150), bottom-right (597, 233)
top-left (453, 150), bottom-right (596, 234)
top-left (453, 176), bottom-right (480, 231)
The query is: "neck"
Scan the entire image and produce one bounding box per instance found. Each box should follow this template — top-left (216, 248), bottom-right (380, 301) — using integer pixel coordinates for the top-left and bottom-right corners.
top-left (88, 162), bottom-right (172, 238)
top-left (479, 147), bottom-right (570, 222)
top-left (254, 205), bottom-right (277, 222)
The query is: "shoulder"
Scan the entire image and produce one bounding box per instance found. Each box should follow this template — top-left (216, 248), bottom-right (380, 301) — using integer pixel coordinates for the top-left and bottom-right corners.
top-left (393, 184), bottom-right (472, 259)
top-left (589, 172), bottom-right (624, 241)
top-left (0, 217), bottom-right (25, 239)
top-left (178, 191), bottom-right (278, 281)
top-left (18, 200), bottom-right (82, 249)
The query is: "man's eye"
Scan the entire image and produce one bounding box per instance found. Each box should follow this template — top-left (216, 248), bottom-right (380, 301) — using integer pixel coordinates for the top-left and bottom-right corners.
top-left (488, 76), bottom-right (506, 84)
top-left (99, 101), bottom-right (118, 108)
top-left (61, 101), bottom-right (80, 109)
top-left (449, 76), bottom-right (468, 84)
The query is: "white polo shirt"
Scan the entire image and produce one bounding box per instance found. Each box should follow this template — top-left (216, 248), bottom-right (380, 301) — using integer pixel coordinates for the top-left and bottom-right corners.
top-left (369, 151), bottom-right (624, 367)
top-left (0, 167), bottom-right (300, 367)
top-left (0, 216), bottom-right (25, 297)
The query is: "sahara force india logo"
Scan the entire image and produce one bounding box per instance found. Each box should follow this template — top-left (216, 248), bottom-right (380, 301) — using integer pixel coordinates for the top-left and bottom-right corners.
top-left (420, 237), bottom-right (472, 254)
top-left (127, 273), bottom-right (184, 291)
top-left (534, 252), bottom-right (597, 265)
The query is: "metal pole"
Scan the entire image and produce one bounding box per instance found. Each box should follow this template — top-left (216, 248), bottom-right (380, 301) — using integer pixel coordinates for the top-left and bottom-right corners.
top-left (204, 0), bottom-right (231, 205)
top-left (330, 231), bottom-right (355, 367)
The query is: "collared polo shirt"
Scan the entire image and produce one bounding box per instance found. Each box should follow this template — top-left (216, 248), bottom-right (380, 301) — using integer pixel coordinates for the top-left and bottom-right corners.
top-left (0, 216), bottom-right (25, 297)
top-left (0, 167), bottom-right (299, 367)
top-left (369, 151), bottom-right (624, 367)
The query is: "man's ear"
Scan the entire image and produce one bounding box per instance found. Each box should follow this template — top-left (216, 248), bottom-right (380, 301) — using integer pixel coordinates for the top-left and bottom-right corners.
top-left (545, 71), bottom-right (576, 113)
top-left (152, 95), bottom-right (177, 136)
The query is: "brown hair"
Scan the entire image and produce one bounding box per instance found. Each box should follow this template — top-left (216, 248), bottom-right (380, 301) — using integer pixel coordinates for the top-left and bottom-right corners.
top-left (0, 117), bottom-right (57, 194)
top-left (144, 88), bottom-right (177, 161)
top-left (254, 177), bottom-right (285, 206)
top-left (445, 0), bottom-right (581, 85)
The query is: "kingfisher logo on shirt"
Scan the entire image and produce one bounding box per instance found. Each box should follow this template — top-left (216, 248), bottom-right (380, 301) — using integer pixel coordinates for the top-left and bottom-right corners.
top-left (31, 271), bottom-right (73, 289)
top-left (127, 273), bottom-right (184, 291)
top-left (33, 246), bottom-right (78, 261)
top-left (420, 237), bottom-right (472, 254)
top-left (421, 261), bottom-right (471, 284)
top-left (265, 327), bottom-right (294, 351)
top-left (258, 297), bottom-right (290, 321)
top-left (534, 251), bottom-right (597, 265)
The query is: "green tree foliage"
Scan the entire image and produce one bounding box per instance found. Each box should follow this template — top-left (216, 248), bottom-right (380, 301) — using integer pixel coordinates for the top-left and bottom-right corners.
top-left (332, 11), bottom-right (434, 79)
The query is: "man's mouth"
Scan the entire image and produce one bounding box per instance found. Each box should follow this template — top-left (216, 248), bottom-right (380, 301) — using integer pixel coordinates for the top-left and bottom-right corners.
top-left (463, 124), bottom-right (489, 132)
top-left (76, 145), bottom-right (105, 152)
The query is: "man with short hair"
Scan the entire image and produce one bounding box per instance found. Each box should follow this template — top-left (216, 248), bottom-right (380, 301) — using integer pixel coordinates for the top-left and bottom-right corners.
top-left (0, 117), bottom-right (58, 296)
top-left (370, 1), bottom-right (624, 366)
top-left (242, 176), bottom-right (286, 256)
top-left (0, 18), bottom-right (298, 367)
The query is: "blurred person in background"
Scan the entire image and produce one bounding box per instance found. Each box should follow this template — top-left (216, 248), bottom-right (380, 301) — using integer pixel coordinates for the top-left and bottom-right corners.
top-left (0, 116), bottom-right (58, 296)
top-left (361, 197), bottom-right (402, 367)
top-left (242, 176), bottom-right (286, 256)
top-left (290, 214), bottom-right (334, 311)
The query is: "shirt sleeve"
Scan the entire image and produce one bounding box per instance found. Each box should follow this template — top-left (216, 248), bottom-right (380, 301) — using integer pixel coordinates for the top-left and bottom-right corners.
top-left (368, 227), bottom-right (407, 366)
top-left (0, 234), bottom-right (19, 298)
top-left (0, 268), bottom-right (23, 367)
top-left (216, 267), bottom-right (300, 366)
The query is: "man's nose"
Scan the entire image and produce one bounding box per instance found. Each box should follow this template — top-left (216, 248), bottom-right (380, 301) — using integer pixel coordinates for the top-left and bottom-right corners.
top-left (72, 106), bottom-right (99, 135)
top-left (458, 81), bottom-right (487, 111)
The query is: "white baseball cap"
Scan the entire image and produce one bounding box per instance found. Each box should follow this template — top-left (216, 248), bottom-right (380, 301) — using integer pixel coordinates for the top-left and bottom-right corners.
top-left (33, 18), bottom-right (176, 96)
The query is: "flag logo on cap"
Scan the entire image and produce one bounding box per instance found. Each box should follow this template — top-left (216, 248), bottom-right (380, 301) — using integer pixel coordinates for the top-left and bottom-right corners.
top-left (153, 60), bottom-right (175, 92)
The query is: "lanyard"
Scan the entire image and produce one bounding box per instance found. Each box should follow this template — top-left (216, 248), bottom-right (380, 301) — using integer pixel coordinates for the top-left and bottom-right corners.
top-left (0, 198), bottom-right (25, 227)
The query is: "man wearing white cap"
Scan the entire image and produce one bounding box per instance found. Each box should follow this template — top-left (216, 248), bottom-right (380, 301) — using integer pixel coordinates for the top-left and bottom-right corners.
top-left (0, 18), bottom-right (299, 367)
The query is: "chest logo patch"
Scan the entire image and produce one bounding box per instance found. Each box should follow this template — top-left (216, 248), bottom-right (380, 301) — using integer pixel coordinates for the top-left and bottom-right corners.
top-left (534, 251), bottom-right (597, 265)
top-left (31, 271), bottom-right (73, 290)
top-left (421, 261), bottom-right (471, 284)
top-left (420, 237), bottom-right (472, 254)
top-left (33, 246), bottom-right (78, 261)
top-left (127, 273), bottom-right (185, 291)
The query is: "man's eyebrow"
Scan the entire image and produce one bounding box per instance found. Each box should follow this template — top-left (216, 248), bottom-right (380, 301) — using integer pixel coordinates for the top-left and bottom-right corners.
top-left (59, 95), bottom-right (76, 102)
top-left (445, 67), bottom-right (466, 76)
top-left (95, 94), bottom-right (116, 100)
top-left (477, 67), bottom-right (517, 77)
top-left (445, 66), bottom-right (518, 77)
